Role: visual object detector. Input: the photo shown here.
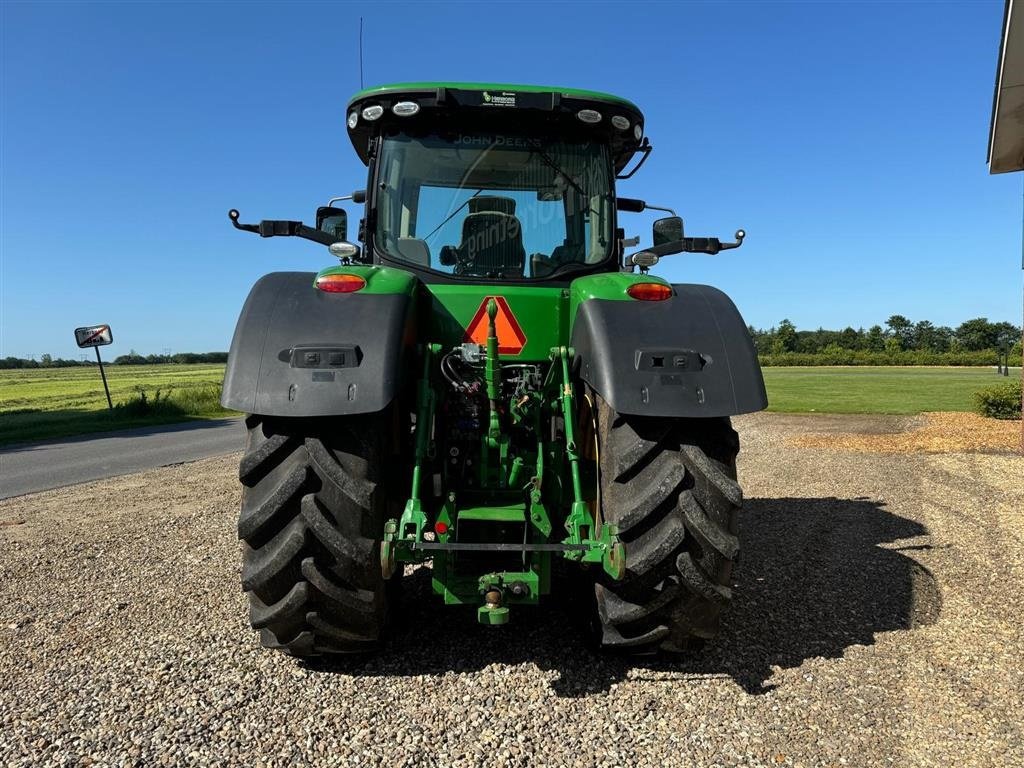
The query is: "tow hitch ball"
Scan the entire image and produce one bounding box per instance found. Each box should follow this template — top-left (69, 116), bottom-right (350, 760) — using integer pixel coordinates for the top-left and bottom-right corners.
top-left (478, 588), bottom-right (509, 626)
top-left (476, 579), bottom-right (527, 626)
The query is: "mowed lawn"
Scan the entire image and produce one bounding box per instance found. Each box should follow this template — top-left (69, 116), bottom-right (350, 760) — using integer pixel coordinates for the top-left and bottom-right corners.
top-left (762, 366), bottom-right (1019, 414)
top-left (0, 364), bottom-right (231, 445)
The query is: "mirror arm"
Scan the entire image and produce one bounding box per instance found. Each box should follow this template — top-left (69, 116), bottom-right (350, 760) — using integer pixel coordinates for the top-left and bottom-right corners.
top-left (326, 189), bottom-right (367, 207)
top-left (644, 203), bottom-right (678, 216)
top-left (711, 229), bottom-right (745, 252)
top-left (679, 233), bottom-right (745, 255)
top-left (616, 198), bottom-right (677, 216)
top-left (626, 229), bottom-right (746, 261)
top-left (715, 238), bottom-right (744, 252)
top-left (228, 209), bottom-right (260, 234)
top-left (679, 229), bottom-right (746, 255)
top-left (228, 210), bottom-right (339, 247)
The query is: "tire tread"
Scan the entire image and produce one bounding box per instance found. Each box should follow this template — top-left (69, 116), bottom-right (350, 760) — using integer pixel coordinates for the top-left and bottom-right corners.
top-left (238, 414), bottom-right (394, 656)
top-left (594, 399), bottom-right (742, 653)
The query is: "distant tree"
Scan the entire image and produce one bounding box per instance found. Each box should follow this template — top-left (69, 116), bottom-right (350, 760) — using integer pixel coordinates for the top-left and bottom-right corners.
top-left (1, 356), bottom-right (94, 368)
top-left (865, 325), bottom-right (886, 352)
top-left (955, 318), bottom-right (999, 351)
top-left (39, 353), bottom-right (53, 367)
top-left (795, 328), bottom-right (825, 354)
top-left (840, 326), bottom-right (862, 350)
top-left (993, 321), bottom-right (1021, 350)
top-left (114, 353), bottom-right (147, 365)
top-left (773, 319), bottom-right (798, 354)
top-left (885, 315), bottom-right (914, 350)
top-left (933, 326), bottom-right (954, 353)
top-left (914, 320), bottom-right (938, 351)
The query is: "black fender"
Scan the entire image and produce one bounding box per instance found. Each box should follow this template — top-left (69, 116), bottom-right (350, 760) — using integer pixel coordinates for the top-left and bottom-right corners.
top-left (570, 284), bottom-right (767, 418)
top-left (222, 272), bottom-right (414, 417)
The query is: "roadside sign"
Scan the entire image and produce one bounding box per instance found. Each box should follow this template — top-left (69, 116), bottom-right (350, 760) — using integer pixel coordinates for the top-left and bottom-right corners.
top-left (75, 324), bottom-right (113, 348)
top-left (73, 324), bottom-right (114, 409)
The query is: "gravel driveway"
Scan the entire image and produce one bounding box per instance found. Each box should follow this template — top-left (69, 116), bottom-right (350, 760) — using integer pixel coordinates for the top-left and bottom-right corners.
top-left (1, 413), bottom-right (1021, 767)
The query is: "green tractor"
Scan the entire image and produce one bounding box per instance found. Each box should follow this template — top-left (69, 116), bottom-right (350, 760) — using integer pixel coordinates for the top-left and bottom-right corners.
top-left (224, 83), bottom-right (766, 656)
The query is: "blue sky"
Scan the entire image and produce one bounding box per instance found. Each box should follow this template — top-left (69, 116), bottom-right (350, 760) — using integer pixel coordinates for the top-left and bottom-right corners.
top-left (1, 1), bottom-right (1020, 360)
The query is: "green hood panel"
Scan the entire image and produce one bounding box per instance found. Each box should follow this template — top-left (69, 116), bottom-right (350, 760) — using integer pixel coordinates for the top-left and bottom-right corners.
top-left (423, 274), bottom-right (669, 360)
top-left (426, 284), bottom-right (567, 361)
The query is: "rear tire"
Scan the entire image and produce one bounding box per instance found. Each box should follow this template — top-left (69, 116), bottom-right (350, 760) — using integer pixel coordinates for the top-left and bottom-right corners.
top-left (594, 397), bottom-right (741, 653)
top-left (237, 411), bottom-right (399, 656)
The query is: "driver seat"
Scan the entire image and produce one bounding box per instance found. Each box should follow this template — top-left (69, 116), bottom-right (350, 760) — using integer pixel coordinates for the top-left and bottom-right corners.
top-left (455, 197), bottom-right (525, 277)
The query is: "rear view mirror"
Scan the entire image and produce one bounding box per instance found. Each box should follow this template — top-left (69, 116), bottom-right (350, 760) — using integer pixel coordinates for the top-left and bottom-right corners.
top-left (316, 206), bottom-right (348, 241)
top-left (653, 216), bottom-right (683, 246)
top-left (537, 188), bottom-right (563, 202)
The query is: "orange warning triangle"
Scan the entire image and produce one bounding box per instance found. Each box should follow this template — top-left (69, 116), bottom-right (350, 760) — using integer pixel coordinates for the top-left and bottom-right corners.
top-left (464, 296), bottom-right (527, 356)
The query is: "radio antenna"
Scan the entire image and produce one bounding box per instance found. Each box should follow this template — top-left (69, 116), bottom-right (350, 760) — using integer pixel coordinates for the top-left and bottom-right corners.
top-left (359, 17), bottom-right (364, 89)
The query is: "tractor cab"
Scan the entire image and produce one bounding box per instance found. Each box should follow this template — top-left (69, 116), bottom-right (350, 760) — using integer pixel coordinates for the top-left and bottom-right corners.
top-left (229, 82), bottom-right (744, 279)
top-left (343, 83), bottom-right (648, 281)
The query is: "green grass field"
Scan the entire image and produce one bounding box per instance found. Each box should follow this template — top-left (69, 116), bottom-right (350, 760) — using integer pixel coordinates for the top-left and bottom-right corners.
top-left (762, 366), bottom-right (1020, 414)
top-left (0, 364), bottom-right (1018, 446)
top-left (0, 364), bottom-right (232, 445)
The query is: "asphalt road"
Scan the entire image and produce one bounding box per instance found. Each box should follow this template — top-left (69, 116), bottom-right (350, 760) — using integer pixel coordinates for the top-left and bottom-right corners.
top-left (0, 418), bottom-right (246, 499)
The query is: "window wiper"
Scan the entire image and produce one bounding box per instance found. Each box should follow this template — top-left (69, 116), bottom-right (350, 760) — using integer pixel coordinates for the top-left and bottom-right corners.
top-left (421, 189), bottom-right (484, 242)
top-left (533, 148), bottom-right (605, 219)
top-left (533, 149), bottom-right (587, 198)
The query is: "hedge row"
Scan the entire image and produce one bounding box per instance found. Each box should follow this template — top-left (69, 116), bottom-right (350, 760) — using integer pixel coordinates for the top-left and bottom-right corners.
top-left (758, 350), bottom-right (1014, 367)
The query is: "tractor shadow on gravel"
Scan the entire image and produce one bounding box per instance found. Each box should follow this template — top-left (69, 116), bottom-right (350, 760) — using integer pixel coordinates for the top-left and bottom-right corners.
top-left (306, 496), bottom-right (941, 697)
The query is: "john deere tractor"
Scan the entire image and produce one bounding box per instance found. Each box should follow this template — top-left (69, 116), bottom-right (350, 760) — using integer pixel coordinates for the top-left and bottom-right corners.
top-left (224, 83), bottom-right (766, 656)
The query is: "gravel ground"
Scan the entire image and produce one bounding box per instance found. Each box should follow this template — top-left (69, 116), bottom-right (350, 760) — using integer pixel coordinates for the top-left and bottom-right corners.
top-left (789, 411), bottom-right (1022, 453)
top-left (1, 412), bottom-right (1022, 767)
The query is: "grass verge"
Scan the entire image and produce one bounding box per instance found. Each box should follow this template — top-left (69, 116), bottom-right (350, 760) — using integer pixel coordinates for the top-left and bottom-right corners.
top-left (0, 387), bottom-right (234, 446)
top-left (763, 366), bottom-right (1023, 414)
top-left (0, 365), bottom-right (235, 446)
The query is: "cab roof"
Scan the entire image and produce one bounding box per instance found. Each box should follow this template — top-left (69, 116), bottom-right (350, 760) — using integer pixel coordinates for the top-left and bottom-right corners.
top-left (348, 82), bottom-right (642, 113)
top-left (345, 82), bottom-right (648, 172)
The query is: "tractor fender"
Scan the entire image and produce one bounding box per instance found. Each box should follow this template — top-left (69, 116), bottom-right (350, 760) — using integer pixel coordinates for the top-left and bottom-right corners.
top-left (570, 283), bottom-right (767, 418)
top-left (222, 271), bottom-right (414, 417)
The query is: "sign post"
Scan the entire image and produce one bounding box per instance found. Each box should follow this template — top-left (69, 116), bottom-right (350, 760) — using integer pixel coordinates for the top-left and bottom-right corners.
top-left (74, 324), bottom-right (114, 410)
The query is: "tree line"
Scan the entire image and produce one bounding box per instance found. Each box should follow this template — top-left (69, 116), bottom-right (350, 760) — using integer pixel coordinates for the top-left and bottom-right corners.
top-left (3, 315), bottom-right (1021, 370)
top-left (0, 352), bottom-right (229, 369)
top-left (751, 316), bottom-right (1021, 356)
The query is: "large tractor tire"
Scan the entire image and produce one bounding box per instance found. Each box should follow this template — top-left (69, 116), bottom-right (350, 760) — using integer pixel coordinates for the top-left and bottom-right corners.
top-left (593, 397), bottom-right (741, 653)
top-left (237, 412), bottom-right (399, 656)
